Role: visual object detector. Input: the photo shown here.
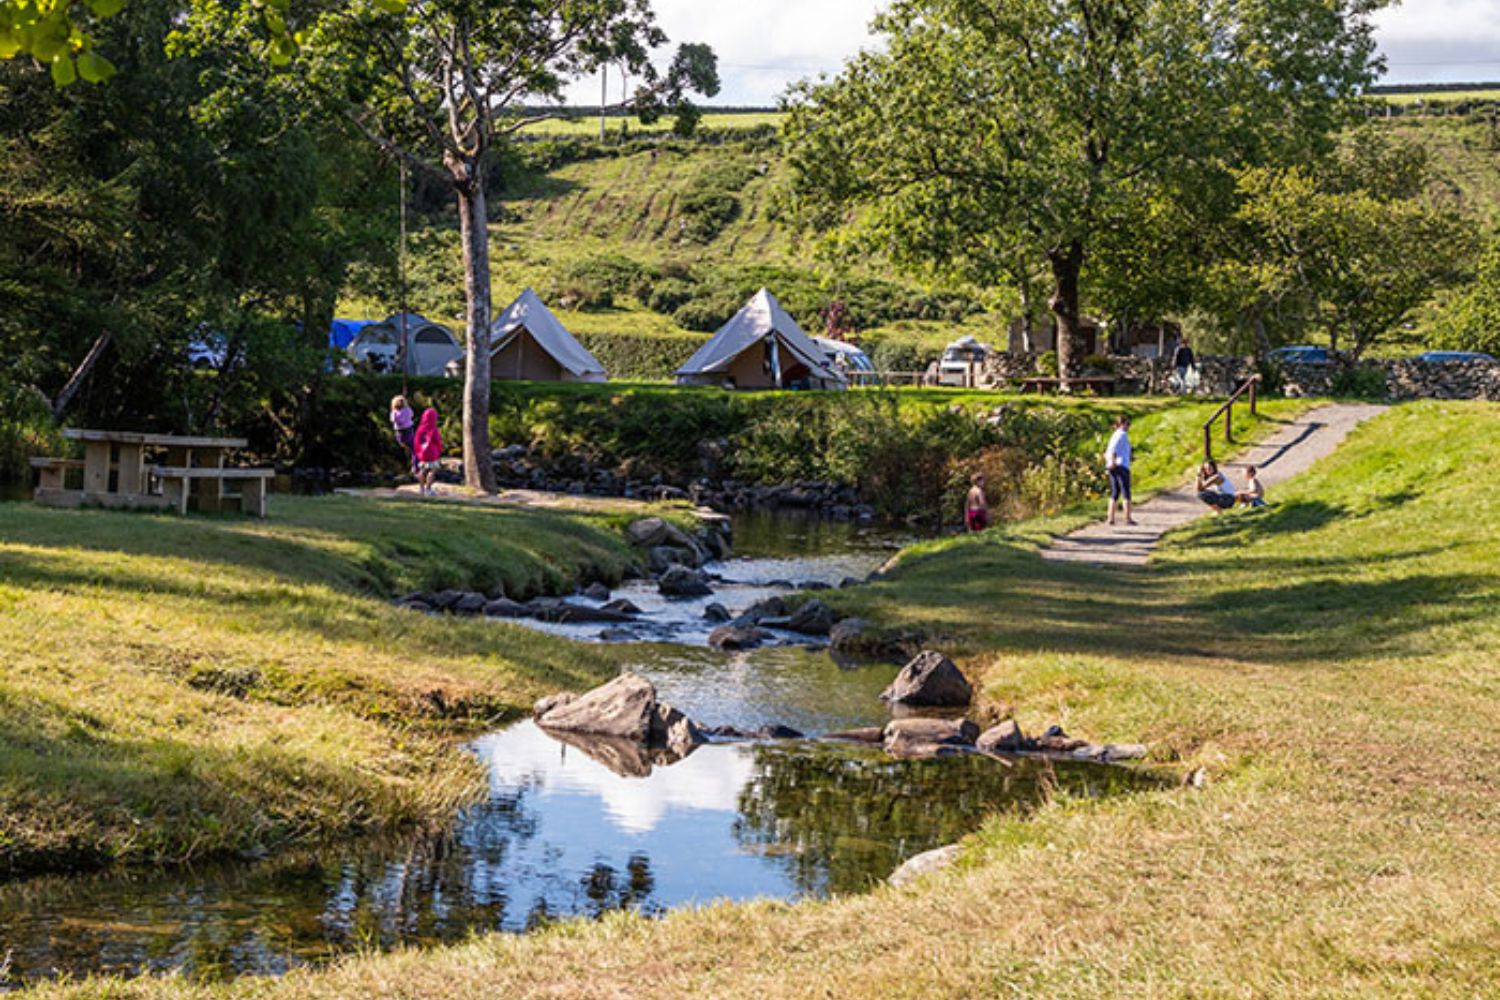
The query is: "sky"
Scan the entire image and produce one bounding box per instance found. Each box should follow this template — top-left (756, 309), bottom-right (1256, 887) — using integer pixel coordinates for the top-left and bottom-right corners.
top-left (563, 0), bottom-right (1500, 107)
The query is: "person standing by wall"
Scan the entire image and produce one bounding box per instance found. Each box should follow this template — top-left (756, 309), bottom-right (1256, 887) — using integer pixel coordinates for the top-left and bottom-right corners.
top-left (1171, 338), bottom-right (1196, 392)
top-left (1105, 415), bottom-right (1135, 526)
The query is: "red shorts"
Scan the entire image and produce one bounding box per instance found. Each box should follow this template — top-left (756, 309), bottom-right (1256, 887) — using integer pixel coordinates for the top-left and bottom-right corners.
top-left (966, 509), bottom-right (989, 532)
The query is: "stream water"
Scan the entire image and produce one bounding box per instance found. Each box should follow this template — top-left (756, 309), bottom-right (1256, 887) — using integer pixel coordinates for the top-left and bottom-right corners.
top-left (0, 510), bottom-right (1160, 988)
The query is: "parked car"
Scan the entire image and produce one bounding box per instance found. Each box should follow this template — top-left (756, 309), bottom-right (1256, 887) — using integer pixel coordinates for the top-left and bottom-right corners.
top-left (1416, 350), bottom-right (1496, 363)
top-left (1267, 345), bottom-right (1331, 364)
top-left (936, 335), bottom-right (991, 386)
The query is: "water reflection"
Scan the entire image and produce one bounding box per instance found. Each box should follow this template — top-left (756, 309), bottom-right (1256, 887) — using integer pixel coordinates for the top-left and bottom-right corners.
top-left (0, 723), bottom-right (1160, 987)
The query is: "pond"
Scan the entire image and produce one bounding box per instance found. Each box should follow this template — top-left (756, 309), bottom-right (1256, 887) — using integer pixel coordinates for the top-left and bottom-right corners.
top-left (0, 723), bottom-right (1155, 986)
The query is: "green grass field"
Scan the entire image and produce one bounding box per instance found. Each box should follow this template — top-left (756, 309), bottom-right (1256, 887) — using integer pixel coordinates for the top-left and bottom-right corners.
top-left (21, 401), bottom-right (1499, 998)
top-left (517, 112), bottom-right (784, 137)
top-left (0, 494), bottom-right (670, 877)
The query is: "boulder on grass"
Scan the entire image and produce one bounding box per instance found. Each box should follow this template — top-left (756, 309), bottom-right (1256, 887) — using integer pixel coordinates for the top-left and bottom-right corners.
top-left (888, 844), bottom-right (961, 887)
top-left (535, 673), bottom-right (656, 741)
top-left (658, 565), bottom-right (713, 598)
top-left (625, 517), bottom-right (670, 547)
top-left (484, 598), bottom-right (530, 618)
top-left (880, 651), bottom-right (973, 708)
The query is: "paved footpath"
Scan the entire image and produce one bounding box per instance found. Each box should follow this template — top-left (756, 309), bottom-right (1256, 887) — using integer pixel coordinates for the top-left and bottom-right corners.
top-left (1040, 403), bottom-right (1388, 567)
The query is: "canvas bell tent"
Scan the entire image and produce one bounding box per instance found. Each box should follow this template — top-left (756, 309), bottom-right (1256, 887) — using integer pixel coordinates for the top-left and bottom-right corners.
top-left (490, 289), bottom-right (608, 383)
top-left (347, 314), bottom-right (462, 376)
top-left (674, 289), bottom-right (846, 390)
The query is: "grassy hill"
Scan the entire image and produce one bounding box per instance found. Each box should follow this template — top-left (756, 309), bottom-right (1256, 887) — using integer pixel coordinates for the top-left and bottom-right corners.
top-left (341, 110), bottom-right (1500, 377)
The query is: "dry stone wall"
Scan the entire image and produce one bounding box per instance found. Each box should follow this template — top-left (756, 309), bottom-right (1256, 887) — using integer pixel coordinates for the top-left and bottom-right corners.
top-left (980, 353), bottom-right (1500, 401)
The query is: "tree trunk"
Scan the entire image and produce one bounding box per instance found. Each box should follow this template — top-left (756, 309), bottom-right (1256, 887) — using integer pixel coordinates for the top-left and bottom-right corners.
top-left (453, 158), bottom-right (496, 493)
top-left (50, 330), bottom-right (111, 420)
top-left (1047, 241), bottom-right (1084, 388)
top-left (1251, 310), bottom-right (1272, 360)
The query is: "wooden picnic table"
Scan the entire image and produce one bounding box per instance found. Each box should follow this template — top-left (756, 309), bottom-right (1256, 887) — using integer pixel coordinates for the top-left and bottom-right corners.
top-left (33, 429), bottom-right (271, 516)
top-left (1016, 375), bottom-right (1118, 396)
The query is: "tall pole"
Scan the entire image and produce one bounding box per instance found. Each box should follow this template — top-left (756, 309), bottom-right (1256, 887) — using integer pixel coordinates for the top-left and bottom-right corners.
top-left (599, 65), bottom-right (607, 141)
top-left (399, 159), bottom-right (410, 392)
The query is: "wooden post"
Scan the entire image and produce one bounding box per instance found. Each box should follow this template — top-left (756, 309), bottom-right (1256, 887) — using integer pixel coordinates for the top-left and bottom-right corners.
top-left (116, 444), bottom-right (145, 496)
top-left (1250, 376), bottom-right (1258, 415)
top-left (198, 447), bottom-right (226, 513)
top-left (1226, 402), bottom-right (1233, 444)
top-left (83, 442), bottom-right (111, 495)
top-left (242, 476), bottom-right (268, 518)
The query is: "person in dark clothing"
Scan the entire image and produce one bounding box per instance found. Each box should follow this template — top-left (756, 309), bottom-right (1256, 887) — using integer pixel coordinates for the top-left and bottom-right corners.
top-left (1172, 339), bottom-right (1196, 389)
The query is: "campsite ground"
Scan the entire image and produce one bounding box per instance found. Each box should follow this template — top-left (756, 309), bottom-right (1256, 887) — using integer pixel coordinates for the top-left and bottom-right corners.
top-left (8, 399), bottom-right (1500, 997)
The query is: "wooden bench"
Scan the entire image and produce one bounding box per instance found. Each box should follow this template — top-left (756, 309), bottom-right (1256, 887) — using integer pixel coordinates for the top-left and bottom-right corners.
top-left (153, 466), bottom-right (275, 517)
top-left (1017, 375), bottom-right (1118, 395)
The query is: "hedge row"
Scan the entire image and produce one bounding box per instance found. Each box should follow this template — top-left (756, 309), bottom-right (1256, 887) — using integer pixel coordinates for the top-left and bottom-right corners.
top-left (573, 330), bottom-right (705, 380)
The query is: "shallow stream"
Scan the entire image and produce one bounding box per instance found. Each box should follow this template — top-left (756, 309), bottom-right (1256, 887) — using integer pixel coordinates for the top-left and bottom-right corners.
top-left (0, 510), bottom-right (1158, 988)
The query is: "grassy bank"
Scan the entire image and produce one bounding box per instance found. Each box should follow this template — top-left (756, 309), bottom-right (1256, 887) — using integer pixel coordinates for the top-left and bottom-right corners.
top-left (27, 400), bottom-right (1499, 997)
top-left (0, 494), bottom-right (656, 877)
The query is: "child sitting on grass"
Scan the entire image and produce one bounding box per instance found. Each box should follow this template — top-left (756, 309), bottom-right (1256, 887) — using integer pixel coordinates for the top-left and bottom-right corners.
top-left (1237, 465), bottom-right (1267, 507)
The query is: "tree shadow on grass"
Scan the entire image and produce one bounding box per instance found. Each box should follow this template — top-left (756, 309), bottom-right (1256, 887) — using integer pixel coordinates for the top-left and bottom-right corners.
top-left (1179, 571), bottom-right (1498, 663)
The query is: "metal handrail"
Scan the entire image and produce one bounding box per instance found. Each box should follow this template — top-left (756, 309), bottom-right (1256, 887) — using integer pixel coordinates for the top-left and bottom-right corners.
top-left (1203, 374), bottom-right (1259, 461)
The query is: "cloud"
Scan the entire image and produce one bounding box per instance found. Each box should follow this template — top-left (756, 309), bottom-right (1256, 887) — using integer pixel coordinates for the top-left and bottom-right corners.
top-left (561, 0), bottom-right (1500, 107)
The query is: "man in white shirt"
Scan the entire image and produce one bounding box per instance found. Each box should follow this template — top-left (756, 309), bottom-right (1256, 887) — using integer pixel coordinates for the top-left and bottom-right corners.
top-left (1104, 415), bottom-right (1135, 526)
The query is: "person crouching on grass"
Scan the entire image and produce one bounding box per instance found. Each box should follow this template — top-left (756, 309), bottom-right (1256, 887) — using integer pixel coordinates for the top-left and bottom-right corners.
top-left (1196, 460), bottom-right (1236, 513)
top-left (413, 407), bottom-right (443, 496)
top-left (965, 473), bottom-right (990, 532)
top-left (1104, 415), bottom-right (1135, 526)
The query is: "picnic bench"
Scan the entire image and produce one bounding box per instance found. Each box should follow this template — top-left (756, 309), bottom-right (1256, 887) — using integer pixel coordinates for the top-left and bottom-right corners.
top-left (31, 429), bottom-right (273, 517)
top-left (1016, 375), bottom-right (1118, 396)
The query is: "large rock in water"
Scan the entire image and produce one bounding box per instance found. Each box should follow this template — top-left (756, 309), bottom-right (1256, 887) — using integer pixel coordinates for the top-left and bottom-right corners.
top-left (658, 565), bottom-right (713, 598)
top-left (760, 599), bottom-right (837, 636)
top-left (881, 651), bottom-right (973, 708)
top-left (535, 673), bottom-right (656, 741)
top-left (976, 719), bottom-right (1026, 754)
top-left (708, 625), bottom-right (772, 650)
top-left (883, 717), bottom-right (980, 758)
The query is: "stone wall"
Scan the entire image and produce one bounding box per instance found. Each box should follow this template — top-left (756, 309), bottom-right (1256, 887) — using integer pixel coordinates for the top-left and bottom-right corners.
top-left (981, 352), bottom-right (1500, 401)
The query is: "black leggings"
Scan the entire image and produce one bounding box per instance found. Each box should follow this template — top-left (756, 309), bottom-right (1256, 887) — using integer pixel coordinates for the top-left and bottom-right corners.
top-left (1199, 490), bottom-right (1235, 510)
top-left (1109, 466), bottom-right (1131, 502)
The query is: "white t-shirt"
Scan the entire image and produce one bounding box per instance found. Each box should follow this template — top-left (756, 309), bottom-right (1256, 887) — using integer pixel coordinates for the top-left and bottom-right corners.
top-left (1105, 428), bottom-right (1132, 469)
top-left (1217, 473), bottom-right (1236, 495)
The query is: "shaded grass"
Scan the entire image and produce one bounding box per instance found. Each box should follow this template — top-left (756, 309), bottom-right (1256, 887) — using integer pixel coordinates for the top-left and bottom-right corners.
top-left (0, 495), bottom-right (658, 876)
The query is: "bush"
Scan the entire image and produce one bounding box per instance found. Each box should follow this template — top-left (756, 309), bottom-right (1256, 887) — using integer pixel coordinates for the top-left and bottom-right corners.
top-left (1330, 364), bottom-right (1389, 399)
top-left (573, 331), bottom-right (706, 380)
top-left (869, 339), bottom-right (929, 373)
top-left (1036, 351), bottom-right (1059, 377)
top-left (0, 381), bottom-right (63, 484)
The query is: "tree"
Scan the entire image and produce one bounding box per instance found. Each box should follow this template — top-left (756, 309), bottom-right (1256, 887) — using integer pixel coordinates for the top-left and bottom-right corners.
top-left (783, 0), bottom-right (1384, 384)
top-left (281, 0), bottom-right (716, 492)
top-left (1224, 140), bottom-right (1477, 361)
top-left (1438, 242), bottom-right (1500, 355)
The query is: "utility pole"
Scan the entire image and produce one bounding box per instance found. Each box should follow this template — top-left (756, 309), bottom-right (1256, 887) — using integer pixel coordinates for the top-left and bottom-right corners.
top-left (599, 65), bottom-right (607, 141)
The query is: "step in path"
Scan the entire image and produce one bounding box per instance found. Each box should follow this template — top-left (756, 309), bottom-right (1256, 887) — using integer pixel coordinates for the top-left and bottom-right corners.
top-left (1039, 403), bottom-right (1389, 567)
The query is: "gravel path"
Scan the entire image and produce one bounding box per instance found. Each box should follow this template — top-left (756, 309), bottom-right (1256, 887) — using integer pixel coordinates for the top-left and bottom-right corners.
top-left (1039, 403), bottom-right (1389, 567)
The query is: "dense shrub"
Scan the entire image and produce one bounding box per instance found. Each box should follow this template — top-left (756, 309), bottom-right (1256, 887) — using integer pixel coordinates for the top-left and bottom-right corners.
top-left (0, 381), bottom-right (64, 484)
top-left (1330, 364), bottom-right (1389, 399)
top-left (573, 330), bottom-right (705, 380)
top-left (868, 338), bottom-right (930, 373)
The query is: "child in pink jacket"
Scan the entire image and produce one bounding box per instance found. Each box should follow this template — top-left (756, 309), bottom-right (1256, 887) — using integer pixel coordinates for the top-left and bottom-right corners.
top-left (412, 407), bottom-right (443, 496)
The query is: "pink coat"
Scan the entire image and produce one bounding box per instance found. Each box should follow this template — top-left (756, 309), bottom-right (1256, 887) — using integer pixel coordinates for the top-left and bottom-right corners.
top-left (413, 408), bottom-right (443, 463)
